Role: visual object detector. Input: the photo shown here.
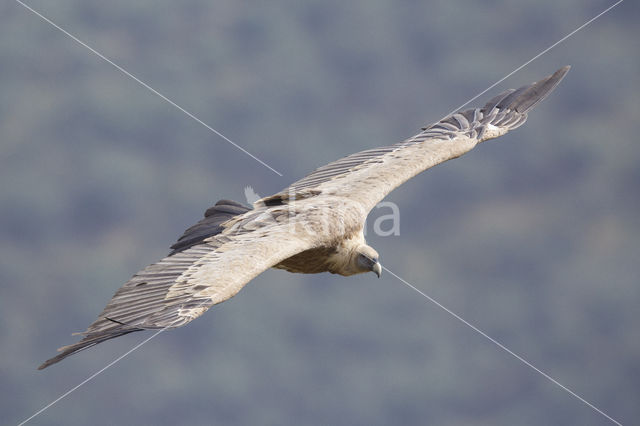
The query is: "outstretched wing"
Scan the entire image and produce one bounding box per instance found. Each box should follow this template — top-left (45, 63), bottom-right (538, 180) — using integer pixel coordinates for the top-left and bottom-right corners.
top-left (265, 67), bottom-right (569, 212)
top-left (38, 206), bottom-right (315, 369)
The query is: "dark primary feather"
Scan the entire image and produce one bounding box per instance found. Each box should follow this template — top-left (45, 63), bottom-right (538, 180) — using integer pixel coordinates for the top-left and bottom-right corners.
top-left (38, 207), bottom-right (314, 369)
top-left (38, 200), bottom-right (251, 370)
top-left (169, 199), bottom-right (251, 255)
top-left (278, 66), bottom-right (570, 197)
top-left (37, 246), bottom-right (218, 370)
top-left (38, 67), bottom-right (569, 370)
top-left (38, 326), bottom-right (140, 370)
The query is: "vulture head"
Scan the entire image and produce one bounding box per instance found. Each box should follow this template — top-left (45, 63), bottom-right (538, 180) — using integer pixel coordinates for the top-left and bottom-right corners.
top-left (355, 245), bottom-right (382, 278)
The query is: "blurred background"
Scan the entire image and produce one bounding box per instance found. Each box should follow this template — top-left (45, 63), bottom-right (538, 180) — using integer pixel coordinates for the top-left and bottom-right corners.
top-left (2, 0), bottom-right (638, 425)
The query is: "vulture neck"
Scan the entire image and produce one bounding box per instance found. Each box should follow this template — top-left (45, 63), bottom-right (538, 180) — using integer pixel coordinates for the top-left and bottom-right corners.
top-left (273, 230), bottom-right (373, 276)
top-left (326, 231), bottom-right (369, 276)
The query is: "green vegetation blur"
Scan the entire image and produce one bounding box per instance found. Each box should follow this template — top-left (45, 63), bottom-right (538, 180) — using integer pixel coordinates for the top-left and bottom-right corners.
top-left (2, 1), bottom-right (638, 425)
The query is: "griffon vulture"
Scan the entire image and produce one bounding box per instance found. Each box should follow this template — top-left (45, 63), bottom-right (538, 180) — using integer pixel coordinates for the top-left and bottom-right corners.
top-left (39, 66), bottom-right (570, 369)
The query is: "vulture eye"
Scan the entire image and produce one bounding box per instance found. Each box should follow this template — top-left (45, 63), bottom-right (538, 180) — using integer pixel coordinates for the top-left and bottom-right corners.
top-left (359, 253), bottom-right (376, 266)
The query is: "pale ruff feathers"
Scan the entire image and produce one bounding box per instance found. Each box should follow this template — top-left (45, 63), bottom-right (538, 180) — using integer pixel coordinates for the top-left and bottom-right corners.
top-left (37, 66), bottom-right (570, 370)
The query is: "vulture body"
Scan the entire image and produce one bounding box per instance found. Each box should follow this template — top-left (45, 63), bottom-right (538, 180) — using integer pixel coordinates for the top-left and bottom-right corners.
top-left (39, 67), bottom-right (569, 369)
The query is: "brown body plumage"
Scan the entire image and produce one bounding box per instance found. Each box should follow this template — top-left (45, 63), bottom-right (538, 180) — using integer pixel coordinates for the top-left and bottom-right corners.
top-left (39, 67), bottom-right (570, 370)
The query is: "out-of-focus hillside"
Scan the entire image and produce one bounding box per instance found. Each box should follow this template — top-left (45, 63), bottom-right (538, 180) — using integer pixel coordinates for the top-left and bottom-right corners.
top-left (2, 1), bottom-right (638, 425)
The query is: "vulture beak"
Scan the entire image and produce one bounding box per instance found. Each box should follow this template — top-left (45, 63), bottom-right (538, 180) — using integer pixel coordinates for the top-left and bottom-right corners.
top-left (372, 262), bottom-right (382, 278)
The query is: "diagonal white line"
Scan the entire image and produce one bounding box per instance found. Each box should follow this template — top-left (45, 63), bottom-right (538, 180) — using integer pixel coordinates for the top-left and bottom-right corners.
top-left (18, 328), bottom-right (167, 426)
top-left (16, 0), bottom-right (625, 425)
top-left (442, 0), bottom-right (624, 119)
top-left (382, 265), bottom-right (623, 426)
top-left (19, 292), bottom-right (214, 425)
top-left (14, 0), bottom-right (283, 177)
